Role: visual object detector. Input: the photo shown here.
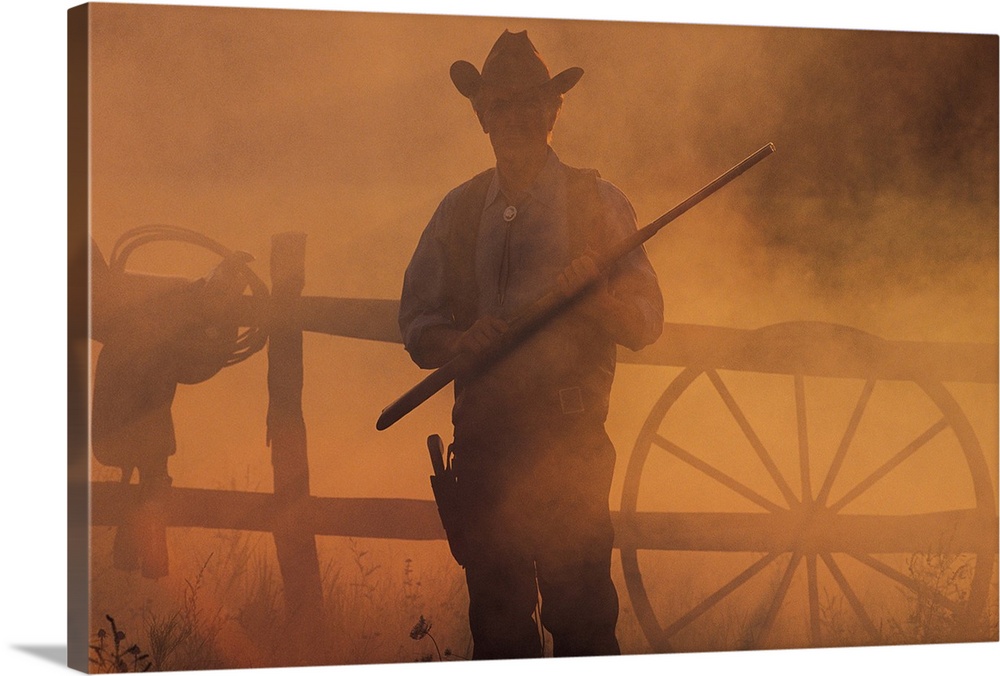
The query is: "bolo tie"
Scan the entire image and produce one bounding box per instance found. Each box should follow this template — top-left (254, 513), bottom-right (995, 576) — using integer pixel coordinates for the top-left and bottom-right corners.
top-left (497, 204), bottom-right (519, 306)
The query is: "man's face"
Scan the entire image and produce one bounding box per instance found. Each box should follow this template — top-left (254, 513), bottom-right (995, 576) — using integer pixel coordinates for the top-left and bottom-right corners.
top-left (478, 89), bottom-right (559, 159)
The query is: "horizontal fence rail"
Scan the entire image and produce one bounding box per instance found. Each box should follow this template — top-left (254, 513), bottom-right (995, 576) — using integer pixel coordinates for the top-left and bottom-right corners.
top-left (234, 296), bottom-right (999, 384)
top-left (618, 321), bottom-right (1000, 384)
top-left (91, 482), bottom-right (998, 554)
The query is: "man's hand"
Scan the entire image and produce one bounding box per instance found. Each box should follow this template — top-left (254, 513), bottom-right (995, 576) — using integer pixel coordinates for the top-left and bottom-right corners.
top-left (556, 251), bottom-right (652, 347)
top-left (412, 316), bottom-right (508, 369)
top-left (557, 251), bottom-right (611, 322)
top-left (557, 251), bottom-right (601, 294)
top-left (453, 315), bottom-right (509, 359)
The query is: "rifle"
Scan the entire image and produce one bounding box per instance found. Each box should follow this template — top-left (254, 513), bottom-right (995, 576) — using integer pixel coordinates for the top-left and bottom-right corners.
top-left (376, 143), bottom-right (776, 431)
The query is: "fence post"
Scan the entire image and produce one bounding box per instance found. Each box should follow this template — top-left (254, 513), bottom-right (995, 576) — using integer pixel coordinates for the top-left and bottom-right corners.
top-left (267, 232), bottom-right (328, 662)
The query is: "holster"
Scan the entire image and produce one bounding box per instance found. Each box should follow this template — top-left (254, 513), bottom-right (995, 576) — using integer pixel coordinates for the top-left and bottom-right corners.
top-left (427, 435), bottom-right (470, 567)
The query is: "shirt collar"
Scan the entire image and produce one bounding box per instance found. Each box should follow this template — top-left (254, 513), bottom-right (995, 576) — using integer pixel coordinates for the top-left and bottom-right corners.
top-left (484, 147), bottom-right (563, 210)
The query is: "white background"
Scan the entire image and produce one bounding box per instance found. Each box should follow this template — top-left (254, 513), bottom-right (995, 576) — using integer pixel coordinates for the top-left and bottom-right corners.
top-left (2, 1), bottom-right (997, 675)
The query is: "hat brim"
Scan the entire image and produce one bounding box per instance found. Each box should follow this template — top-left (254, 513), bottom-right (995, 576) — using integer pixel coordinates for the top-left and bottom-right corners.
top-left (450, 61), bottom-right (584, 100)
top-left (548, 67), bottom-right (584, 95)
top-left (450, 60), bottom-right (483, 98)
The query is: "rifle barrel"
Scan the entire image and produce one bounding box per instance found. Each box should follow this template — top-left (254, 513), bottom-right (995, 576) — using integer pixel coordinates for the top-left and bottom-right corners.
top-left (376, 143), bottom-right (776, 431)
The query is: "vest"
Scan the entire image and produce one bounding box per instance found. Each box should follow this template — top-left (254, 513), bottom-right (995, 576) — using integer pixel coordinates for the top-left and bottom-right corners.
top-left (444, 165), bottom-right (606, 329)
top-left (442, 165), bottom-right (618, 431)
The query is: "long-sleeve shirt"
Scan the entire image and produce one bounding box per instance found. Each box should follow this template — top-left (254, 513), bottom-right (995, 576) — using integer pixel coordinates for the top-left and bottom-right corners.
top-left (399, 149), bottom-right (663, 436)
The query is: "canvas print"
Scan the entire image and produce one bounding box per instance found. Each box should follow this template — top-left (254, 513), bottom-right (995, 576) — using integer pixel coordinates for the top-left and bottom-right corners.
top-left (68, 2), bottom-right (999, 672)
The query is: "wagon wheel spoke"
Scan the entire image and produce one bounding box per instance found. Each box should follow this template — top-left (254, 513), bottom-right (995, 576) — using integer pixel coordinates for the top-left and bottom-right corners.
top-left (651, 434), bottom-right (785, 513)
top-left (795, 376), bottom-right (813, 504)
top-left (848, 551), bottom-right (965, 614)
top-left (807, 554), bottom-right (821, 645)
top-left (661, 552), bottom-right (782, 641)
top-left (820, 553), bottom-right (882, 642)
top-left (828, 418), bottom-right (949, 514)
top-left (707, 370), bottom-right (799, 508)
top-left (747, 551), bottom-right (802, 649)
top-left (816, 380), bottom-right (876, 507)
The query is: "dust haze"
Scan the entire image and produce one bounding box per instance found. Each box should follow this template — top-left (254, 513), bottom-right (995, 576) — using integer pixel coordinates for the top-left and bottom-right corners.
top-left (86, 3), bottom-right (998, 664)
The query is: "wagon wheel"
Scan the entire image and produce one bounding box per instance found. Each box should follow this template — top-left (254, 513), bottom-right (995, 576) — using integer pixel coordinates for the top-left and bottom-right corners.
top-left (619, 321), bottom-right (998, 652)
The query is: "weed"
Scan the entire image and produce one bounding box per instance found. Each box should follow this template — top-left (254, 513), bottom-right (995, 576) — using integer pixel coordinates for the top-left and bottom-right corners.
top-left (816, 586), bottom-right (877, 647)
top-left (335, 538), bottom-right (385, 661)
top-left (141, 555), bottom-right (228, 670)
top-left (144, 609), bottom-right (190, 669)
top-left (402, 558), bottom-right (422, 606)
top-left (349, 538), bottom-right (382, 602)
top-left (89, 615), bottom-right (152, 673)
top-left (409, 613), bottom-right (468, 661)
top-left (409, 615), bottom-right (442, 660)
top-left (887, 550), bottom-right (978, 644)
top-left (232, 549), bottom-right (283, 647)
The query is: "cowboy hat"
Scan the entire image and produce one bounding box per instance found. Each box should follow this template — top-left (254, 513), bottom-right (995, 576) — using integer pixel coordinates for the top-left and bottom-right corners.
top-left (450, 30), bottom-right (583, 101)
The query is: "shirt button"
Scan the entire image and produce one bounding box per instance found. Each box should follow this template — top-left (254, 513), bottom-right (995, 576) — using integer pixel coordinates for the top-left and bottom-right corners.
top-left (503, 205), bottom-right (517, 222)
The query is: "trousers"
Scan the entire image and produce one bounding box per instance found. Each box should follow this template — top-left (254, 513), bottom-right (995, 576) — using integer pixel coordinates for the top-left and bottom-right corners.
top-left (453, 419), bottom-right (621, 659)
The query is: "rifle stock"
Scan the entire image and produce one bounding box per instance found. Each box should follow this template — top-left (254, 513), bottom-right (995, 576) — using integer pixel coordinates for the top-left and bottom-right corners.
top-left (376, 143), bottom-right (776, 431)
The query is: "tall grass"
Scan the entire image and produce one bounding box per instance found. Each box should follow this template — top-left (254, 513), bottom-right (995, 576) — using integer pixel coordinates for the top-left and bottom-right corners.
top-left (90, 521), bottom-right (997, 670)
top-left (91, 524), bottom-right (474, 670)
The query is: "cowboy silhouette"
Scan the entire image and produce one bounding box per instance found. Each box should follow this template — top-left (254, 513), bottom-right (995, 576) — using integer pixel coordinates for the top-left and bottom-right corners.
top-left (399, 30), bottom-right (663, 659)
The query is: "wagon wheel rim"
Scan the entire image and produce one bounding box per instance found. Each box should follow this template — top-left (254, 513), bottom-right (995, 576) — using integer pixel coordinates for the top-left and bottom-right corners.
top-left (618, 322), bottom-right (998, 653)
